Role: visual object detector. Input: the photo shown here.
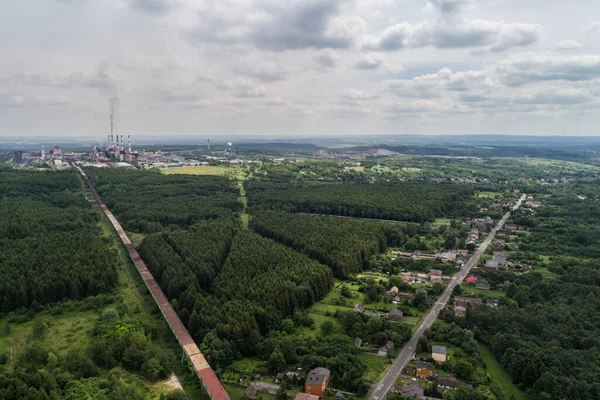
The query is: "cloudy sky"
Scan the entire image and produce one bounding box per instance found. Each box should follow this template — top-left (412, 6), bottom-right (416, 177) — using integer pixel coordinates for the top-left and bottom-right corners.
top-left (2, 0), bottom-right (600, 137)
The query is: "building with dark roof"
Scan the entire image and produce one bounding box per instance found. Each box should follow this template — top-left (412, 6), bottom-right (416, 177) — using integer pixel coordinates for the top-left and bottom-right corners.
top-left (305, 368), bottom-right (330, 398)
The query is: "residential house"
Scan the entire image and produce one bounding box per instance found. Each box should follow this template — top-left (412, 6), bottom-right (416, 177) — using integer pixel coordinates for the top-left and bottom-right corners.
top-left (487, 298), bottom-right (499, 307)
top-left (475, 280), bottom-right (490, 290)
top-left (402, 274), bottom-right (411, 283)
top-left (378, 340), bottom-right (394, 357)
top-left (305, 368), bottom-right (331, 398)
top-left (493, 251), bottom-right (508, 265)
top-left (432, 346), bottom-right (447, 363)
top-left (401, 379), bottom-right (424, 399)
top-left (505, 224), bottom-right (519, 230)
top-left (456, 258), bottom-right (465, 267)
top-left (353, 337), bottom-right (362, 349)
top-left (436, 376), bottom-right (473, 391)
top-left (456, 249), bottom-right (469, 257)
top-left (454, 305), bottom-right (467, 317)
top-left (354, 303), bottom-right (364, 313)
top-left (465, 275), bottom-right (478, 285)
top-left (388, 286), bottom-right (399, 296)
top-left (485, 259), bottom-right (499, 270)
top-left (429, 270), bottom-right (443, 282)
top-left (454, 297), bottom-right (483, 307)
top-left (245, 384), bottom-right (258, 400)
top-left (295, 394), bottom-right (320, 400)
top-left (387, 309), bottom-right (403, 323)
top-left (416, 361), bottom-right (434, 378)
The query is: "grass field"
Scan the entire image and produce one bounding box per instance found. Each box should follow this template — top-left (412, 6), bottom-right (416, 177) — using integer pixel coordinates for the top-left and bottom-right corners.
top-left (359, 353), bottom-right (392, 383)
top-left (479, 344), bottom-right (526, 400)
top-left (161, 165), bottom-right (246, 179)
top-left (433, 218), bottom-right (453, 226)
top-left (345, 166), bottom-right (365, 172)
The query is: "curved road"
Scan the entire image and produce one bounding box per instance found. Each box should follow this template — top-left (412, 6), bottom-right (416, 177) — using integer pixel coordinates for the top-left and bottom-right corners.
top-left (368, 195), bottom-right (526, 400)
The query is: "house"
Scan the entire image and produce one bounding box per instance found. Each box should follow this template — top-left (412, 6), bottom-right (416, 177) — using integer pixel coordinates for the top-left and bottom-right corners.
top-left (364, 311), bottom-right (379, 318)
top-left (353, 337), bottom-right (362, 349)
top-left (416, 361), bottom-right (434, 378)
top-left (454, 305), bottom-right (467, 317)
top-left (454, 296), bottom-right (482, 306)
top-left (436, 376), bottom-right (473, 391)
top-left (401, 379), bottom-right (424, 399)
top-left (354, 303), bottom-right (364, 313)
top-left (388, 286), bottom-right (399, 296)
top-left (485, 259), bottom-right (499, 270)
top-left (486, 298), bottom-right (499, 307)
top-left (429, 270), bottom-right (443, 282)
top-left (505, 224), bottom-right (518, 230)
top-left (456, 249), bottom-right (469, 257)
top-left (475, 280), bottom-right (490, 290)
top-left (378, 340), bottom-right (394, 356)
top-left (493, 251), bottom-right (508, 265)
top-left (402, 274), bottom-right (411, 283)
top-left (465, 275), bottom-right (478, 285)
top-left (387, 309), bottom-right (403, 323)
top-left (295, 394), bottom-right (320, 400)
top-left (305, 368), bottom-right (330, 398)
top-left (245, 384), bottom-right (258, 400)
top-left (456, 258), bottom-right (465, 267)
top-left (432, 345), bottom-right (447, 363)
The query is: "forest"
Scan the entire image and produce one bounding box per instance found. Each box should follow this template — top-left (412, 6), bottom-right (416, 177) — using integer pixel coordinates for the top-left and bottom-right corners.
top-left (246, 181), bottom-right (475, 222)
top-left (0, 170), bottom-right (118, 312)
top-left (84, 168), bottom-right (240, 233)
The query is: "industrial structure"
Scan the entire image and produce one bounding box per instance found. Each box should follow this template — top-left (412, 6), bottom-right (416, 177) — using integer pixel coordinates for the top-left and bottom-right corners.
top-left (77, 165), bottom-right (229, 400)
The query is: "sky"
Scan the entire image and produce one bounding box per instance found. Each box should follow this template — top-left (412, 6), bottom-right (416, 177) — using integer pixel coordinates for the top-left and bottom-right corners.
top-left (2, 0), bottom-right (600, 138)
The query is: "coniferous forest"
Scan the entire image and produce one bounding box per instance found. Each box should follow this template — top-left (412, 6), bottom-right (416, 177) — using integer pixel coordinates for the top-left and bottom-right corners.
top-left (0, 170), bottom-right (118, 312)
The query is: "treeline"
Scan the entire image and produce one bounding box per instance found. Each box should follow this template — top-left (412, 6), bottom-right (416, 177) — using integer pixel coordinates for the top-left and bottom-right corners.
top-left (246, 181), bottom-right (474, 222)
top-left (251, 211), bottom-right (388, 276)
top-left (0, 171), bottom-right (118, 313)
top-left (214, 231), bottom-right (333, 315)
top-left (84, 168), bottom-right (240, 233)
top-left (139, 218), bottom-right (236, 298)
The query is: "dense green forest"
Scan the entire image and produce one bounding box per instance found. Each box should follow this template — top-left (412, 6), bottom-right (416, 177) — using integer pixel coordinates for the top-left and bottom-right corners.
top-left (84, 168), bottom-right (240, 233)
top-left (214, 231), bottom-right (333, 314)
top-left (0, 171), bottom-right (118, 312)
top-left (246, 181), bottom-right (475, 222)
top-left (251, 211), bottom-right (388, 276)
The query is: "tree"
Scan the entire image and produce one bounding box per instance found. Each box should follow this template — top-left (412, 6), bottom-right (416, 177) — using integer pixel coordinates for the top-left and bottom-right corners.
top-left (321, 320), bottom-right (336, 336)
top-left (268, 347), bottom-right (286, 374)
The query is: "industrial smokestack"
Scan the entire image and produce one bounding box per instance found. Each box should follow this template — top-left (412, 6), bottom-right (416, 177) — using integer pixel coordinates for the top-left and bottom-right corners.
top-left (128, 135), bottom-right (131, 152)
top-left (207, 137), bottom-right (210, 150)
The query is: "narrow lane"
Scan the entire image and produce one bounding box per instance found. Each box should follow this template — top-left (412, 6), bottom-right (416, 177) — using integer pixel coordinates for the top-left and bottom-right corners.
top-left (368, 195), bottom-right (526, 400)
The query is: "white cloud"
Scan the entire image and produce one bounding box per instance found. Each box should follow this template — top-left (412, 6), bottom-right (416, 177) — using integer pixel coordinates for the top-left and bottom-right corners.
top-left (556, 40), bottom-right (582, 50)
top-left (363, 18), bottom-right (541, 53)
top-left (496, 53), bottom-right (600, 86)
top-left (355, 53), bottom-right (386, 70)
top-left (314, 49), bottom-right (339, 68)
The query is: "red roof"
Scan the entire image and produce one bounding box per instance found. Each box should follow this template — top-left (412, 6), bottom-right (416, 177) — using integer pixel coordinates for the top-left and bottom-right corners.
top-left (429, 270), bottom-right (443, 276)
top-left (466, 276), bottom-right (478, 284)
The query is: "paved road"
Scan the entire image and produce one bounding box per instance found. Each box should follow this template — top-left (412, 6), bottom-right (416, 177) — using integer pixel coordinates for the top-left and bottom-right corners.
top-left (368, 195), bottom-right (526, 400)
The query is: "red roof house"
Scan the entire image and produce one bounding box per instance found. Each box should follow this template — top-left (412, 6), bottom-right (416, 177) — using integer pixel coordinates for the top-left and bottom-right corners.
top-left (466, 275), bottom-right (478, 284)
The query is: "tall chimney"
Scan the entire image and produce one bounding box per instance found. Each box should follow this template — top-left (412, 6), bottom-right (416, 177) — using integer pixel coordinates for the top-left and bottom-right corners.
top-left (207, 137), bottom-right (210, 150)
top-left (128, 135), bottom-right (131, 152)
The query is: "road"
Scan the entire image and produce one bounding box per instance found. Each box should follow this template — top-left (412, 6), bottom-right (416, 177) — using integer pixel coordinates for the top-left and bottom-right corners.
top-left (368, 194), bottom-right (526, 400)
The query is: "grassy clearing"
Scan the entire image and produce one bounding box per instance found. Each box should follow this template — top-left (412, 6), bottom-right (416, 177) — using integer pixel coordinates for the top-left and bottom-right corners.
top-left (460, 286), bottom-right (505, 298)
top-left (345, 166), bottom-right (365, 172)
top-left (161, 165), bottom-right (246, 179)
top-left (433, 218), bottom-right (452, 226)
top-left (479, 344), bottom-right (526, 400)
top-left (359, 353), bottom-right (392, 383)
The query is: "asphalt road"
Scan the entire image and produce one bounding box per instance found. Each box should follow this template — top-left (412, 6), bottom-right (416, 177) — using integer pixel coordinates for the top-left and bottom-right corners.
top-left (368, 195), bottom-right (526, 400)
